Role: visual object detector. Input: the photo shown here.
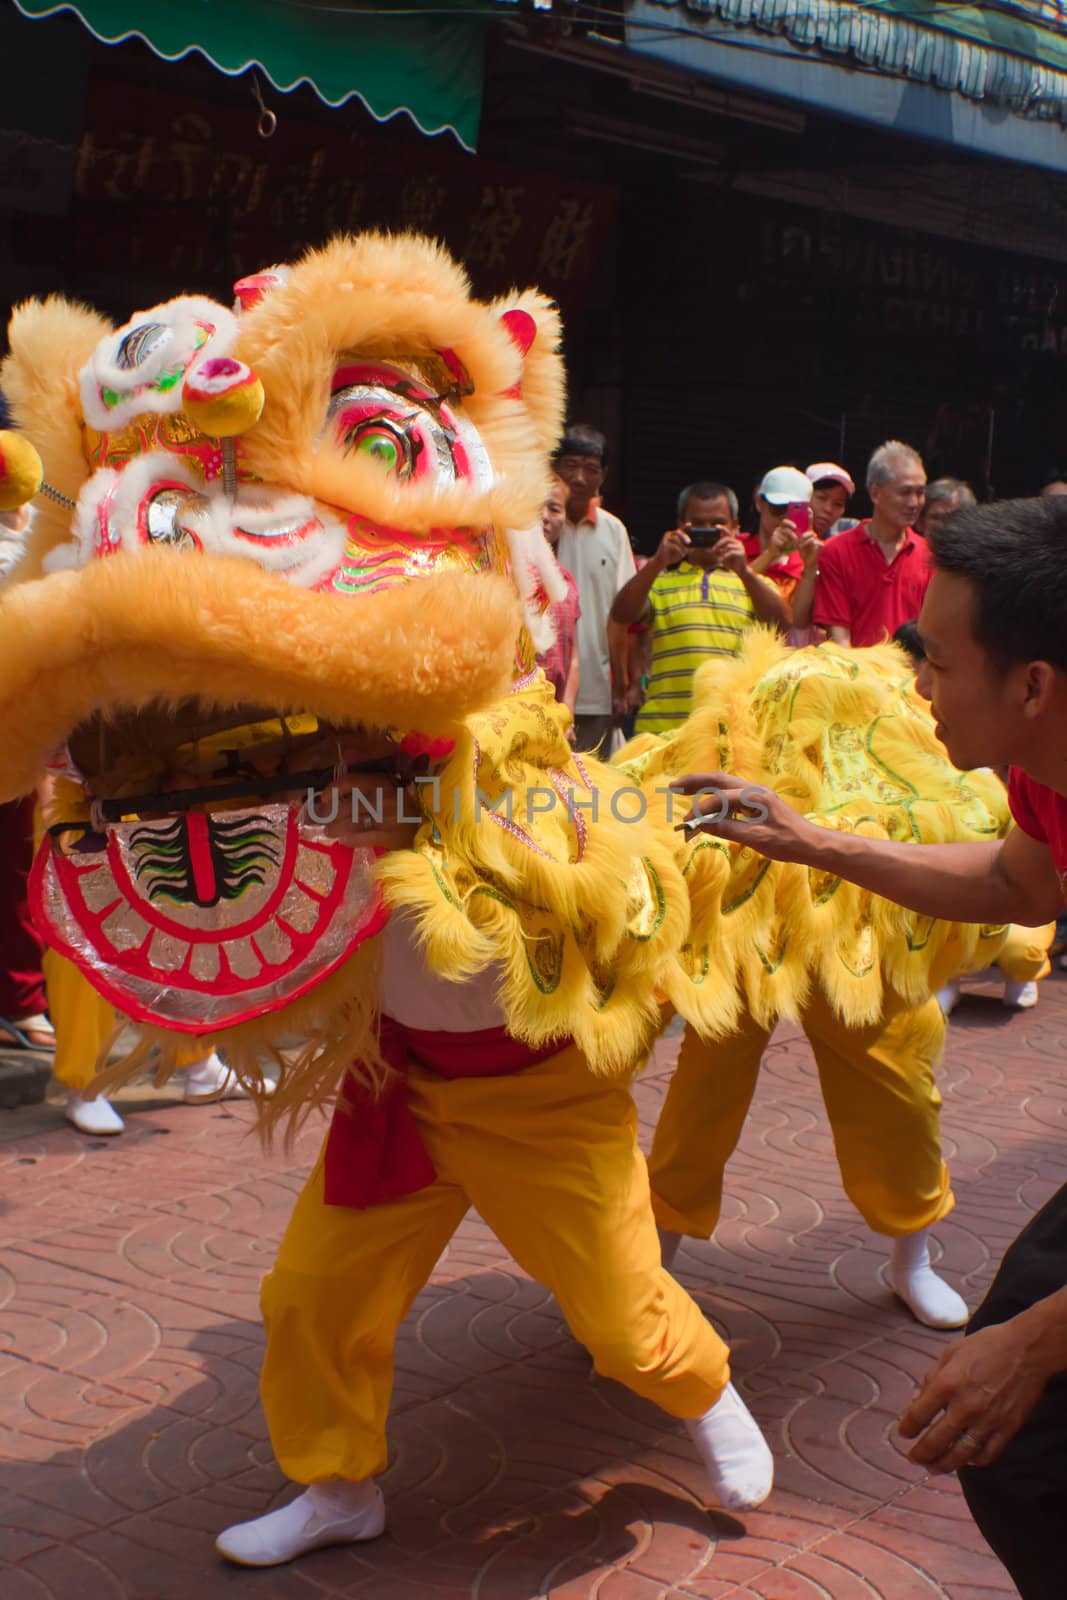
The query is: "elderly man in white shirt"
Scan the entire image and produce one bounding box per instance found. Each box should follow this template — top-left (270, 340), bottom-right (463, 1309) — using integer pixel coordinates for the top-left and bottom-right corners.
top-left (554, 424), bottom-right (636, 755)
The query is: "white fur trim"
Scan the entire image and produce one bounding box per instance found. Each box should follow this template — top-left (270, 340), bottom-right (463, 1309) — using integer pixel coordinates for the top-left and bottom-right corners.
top-left (220, 486), bottom-right (349, 588)
top-left (505, 522), bottom-right (567, 654)
top-left (54, 456), bottom-right (347, 590)
top-left (80, 296), bottom-right (238, 430)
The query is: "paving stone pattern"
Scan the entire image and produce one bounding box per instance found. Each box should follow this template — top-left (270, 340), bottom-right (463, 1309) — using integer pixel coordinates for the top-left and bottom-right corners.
top-left (3, 970), bottom-right (1064, 1598)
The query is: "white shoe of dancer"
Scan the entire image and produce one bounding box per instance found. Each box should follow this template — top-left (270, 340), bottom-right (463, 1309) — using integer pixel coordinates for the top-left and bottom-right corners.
top-left (935, 978), bottom-right (961, 1017)
top-left (216, 1479), bottom-right (385, 1567)
top-left (658, 1227), bottom-right (683, 1272)
top-left (65, 1092), bottom-right (125, 1136)
top-left (888, 1230), bottom-right (969, 1329)
top-left (1002, 979), bottom-right (1039, 1010)
top-left (184, 1051), bottom-right (253, 1103)
top-left (685, 1383), bottom-right (774, 1511)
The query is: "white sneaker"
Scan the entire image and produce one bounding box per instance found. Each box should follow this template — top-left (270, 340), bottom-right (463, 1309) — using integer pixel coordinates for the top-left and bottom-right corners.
top-left (888, 1231), bottom-right (969, 1329)
top-left (935, 978), bottom-right (961, 1017)
top-left (216, 1481), bottom-right (385, 1567)
top-left (685, 1382), bottom-right (774, 1511)
top-left (183, 1051), bottom-right (250, 1103)
top-left (65, 1093), bottom-right (125, 1136)
top-left (1002, 980), bottom-right (1038, 1010)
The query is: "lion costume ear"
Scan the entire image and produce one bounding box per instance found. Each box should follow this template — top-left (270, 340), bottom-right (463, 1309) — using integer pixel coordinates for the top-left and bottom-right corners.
top-left (491, 289), bottom-right (565, 459)
top-left (1, 296), bottom-right (114, 579)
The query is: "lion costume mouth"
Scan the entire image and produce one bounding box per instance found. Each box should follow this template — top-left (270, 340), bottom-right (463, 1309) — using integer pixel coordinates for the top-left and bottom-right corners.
top-left (33, 700), bottom-right (436, 1034)
top-left (5, 547), bottom-right (520, 1034)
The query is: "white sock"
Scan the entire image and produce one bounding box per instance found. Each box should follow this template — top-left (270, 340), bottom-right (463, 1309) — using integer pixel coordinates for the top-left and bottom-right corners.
top-left (65, 1093), bottom-right (125, 1136)
top-left (1002, 979), bottom-right (1038, 1009)
top-left (658, 1227), bottom-right (682, 1271)
top-left (935, 978), bottom-right (960, 1017)
top-left (685, 1382), bottom-right (774, 1511)
top-left (216, 1479), bottom-right (385, 1567)
top-left (889, 1230), bottom-right (969, 1329)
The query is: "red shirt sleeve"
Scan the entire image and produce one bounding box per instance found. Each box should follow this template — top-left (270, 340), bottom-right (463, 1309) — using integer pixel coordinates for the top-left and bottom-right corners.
top-left (811, 541), bottom-right (852, 629)
top-left (1008, 767), bottom-right (1047, 843)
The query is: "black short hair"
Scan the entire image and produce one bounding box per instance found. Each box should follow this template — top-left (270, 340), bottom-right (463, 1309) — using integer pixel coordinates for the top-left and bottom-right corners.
top-left (892, 619), bottom-right (925, 665)
top-left (927, 497), bottom-right (1067, 673)
top-left (676, 481), bottom-right (739, 523)
top-left (555, 423), bottom-right (606, 463)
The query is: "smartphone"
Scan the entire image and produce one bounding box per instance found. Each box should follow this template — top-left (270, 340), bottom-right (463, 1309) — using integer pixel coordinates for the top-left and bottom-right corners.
top-left (786, 502), bottom-right (812, 535)
top-left (686, 526), bottom-right (726, 548)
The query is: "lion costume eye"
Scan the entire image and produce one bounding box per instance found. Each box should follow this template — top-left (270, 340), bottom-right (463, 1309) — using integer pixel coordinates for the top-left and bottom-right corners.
top-left (336, 408), bottom-right (419, 480)
top-left (325, 362), bottom-right (485, 490)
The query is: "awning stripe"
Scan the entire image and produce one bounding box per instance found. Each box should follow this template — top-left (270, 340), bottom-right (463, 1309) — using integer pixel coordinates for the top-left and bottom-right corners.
top-left (12, 0), bottom-right (485, 150)
top-left (643, 0), bottom-right (1067, 121)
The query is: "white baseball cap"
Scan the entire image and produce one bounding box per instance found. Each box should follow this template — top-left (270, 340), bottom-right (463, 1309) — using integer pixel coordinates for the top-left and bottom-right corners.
top-left (805, 462), bottom-right (856, 497)
top-left (757, 466), bottom-right (813, 506)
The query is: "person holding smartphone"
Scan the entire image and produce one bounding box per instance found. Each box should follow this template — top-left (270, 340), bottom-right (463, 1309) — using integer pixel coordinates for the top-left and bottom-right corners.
top-left (742, 466), bottom-right (822, 645)
top-left (611, 481), bottom-right (787, 734)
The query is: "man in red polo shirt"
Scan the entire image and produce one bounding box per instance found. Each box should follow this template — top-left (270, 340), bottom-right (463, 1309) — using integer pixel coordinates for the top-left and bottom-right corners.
top-left (673, 495), bottom-right (1067, 1600)
top-left (813, 440), bottom-right (931, 646)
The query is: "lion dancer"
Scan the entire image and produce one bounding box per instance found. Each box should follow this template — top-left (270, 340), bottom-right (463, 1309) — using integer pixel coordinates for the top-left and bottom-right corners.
top-left (650, 993), bottom-right (967, 1330)
top-left (616, 638), bottom-right (1012, 1335)
top-left (214, 777), bottom-right (773, 1567)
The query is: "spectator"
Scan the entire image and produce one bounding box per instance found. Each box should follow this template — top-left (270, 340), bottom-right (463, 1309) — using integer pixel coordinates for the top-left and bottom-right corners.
top-left (919, 478), bottom-right (977, 541)
top-left (743, 466), bottom-right (814, 591)
top-left (745, 466), bottom-right (821, 645)
top-left (0, 795), bottom-right (53, 1052)
top-left (612, 482), bottom-right (786, 734)
top-left (555, 425), bottom-right (636, 754)
top-left (812, 440), bottom-right (930, 647)
top-left (534, 475), bottom-right (580, 738)
top-left (1040, 472), bottom-right (1067, 497)
top-left (805, 462), bottom-right (857, 539)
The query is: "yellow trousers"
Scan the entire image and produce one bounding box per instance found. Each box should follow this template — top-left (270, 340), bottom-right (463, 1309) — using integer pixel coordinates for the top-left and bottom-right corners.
top-left (260, 1041), bottom-right (731, 1484)
top-left (996, 923), bottom-right (1056, 983)
top-left (649, 989), bottom-right (951, 1241)
top-left (42, 948), bottom-right (116, 1092)
top-left (43, 946), bottom-right (206, 1091)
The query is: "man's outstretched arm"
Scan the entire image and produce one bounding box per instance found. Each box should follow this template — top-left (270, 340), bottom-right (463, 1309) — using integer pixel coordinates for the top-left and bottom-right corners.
top-left (670, 771), bottom-right (1064, 927)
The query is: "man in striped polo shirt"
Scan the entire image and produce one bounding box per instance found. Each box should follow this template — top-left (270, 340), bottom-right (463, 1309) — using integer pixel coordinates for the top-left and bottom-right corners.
top-left (612, 482), bottom-right (787, 735)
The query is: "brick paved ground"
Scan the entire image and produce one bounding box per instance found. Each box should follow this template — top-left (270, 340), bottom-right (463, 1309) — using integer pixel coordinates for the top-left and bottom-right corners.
top-left (3, 968), bottom-right (1064, 1599)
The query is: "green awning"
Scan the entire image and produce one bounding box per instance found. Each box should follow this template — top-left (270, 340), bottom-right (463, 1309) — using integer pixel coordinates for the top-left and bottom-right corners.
top-left (12, 0), bottom-right (487, 150)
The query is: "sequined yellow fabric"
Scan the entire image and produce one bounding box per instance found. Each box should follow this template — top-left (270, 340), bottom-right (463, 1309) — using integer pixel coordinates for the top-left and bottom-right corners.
top-left (381, 638), bottom-right (1013, 1073)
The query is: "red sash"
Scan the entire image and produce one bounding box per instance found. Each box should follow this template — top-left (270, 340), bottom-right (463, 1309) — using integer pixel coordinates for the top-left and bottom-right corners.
top-left (322, 1018), bottom-right (568, 1209)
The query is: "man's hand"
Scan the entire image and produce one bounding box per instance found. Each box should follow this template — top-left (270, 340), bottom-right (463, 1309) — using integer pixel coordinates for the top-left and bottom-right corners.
top-left (899, 1320), bottom-right (1052, 1474)
top-left (711, 534), bottom-right (748, 574)
top-left (669, 771), bottom-right (819, 860)
top-left (655, 527), bottom-right (692, 568)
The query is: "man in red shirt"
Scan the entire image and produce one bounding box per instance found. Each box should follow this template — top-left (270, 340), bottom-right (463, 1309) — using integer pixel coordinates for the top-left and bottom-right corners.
top-left (674, 495), bottom-right (1067, 1600)
top-left (813, 440), bottom-right (931, 646)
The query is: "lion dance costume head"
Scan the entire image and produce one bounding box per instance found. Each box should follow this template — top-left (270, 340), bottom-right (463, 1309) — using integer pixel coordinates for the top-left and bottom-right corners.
top-left (0, 235), bottom-right (580, 1112)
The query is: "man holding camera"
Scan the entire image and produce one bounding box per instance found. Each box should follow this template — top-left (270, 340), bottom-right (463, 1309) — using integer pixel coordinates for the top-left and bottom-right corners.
top-left (611, 482), bottom-right (787, 735)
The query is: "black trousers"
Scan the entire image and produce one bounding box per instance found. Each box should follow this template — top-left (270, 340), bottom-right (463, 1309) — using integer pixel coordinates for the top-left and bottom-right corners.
top-left (959, 1181), bottom-right (1067, 1600)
